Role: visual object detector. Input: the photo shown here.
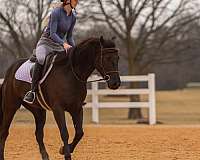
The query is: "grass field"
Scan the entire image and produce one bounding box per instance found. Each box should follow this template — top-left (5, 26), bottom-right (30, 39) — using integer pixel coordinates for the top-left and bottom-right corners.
top-left (12, 88), bottom-right (200, 125)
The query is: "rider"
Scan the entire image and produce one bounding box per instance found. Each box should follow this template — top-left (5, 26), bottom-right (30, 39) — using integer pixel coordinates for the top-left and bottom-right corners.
top-left (23, 0), bottom-right (78, 104)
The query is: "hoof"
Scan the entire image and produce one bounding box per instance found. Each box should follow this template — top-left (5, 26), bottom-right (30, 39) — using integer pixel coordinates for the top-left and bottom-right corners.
top-left (59, 146), bottom-right (64, 155)
top-left (41, 150), bottom-right (49, 160)
top-left (65, 157), bottom-right (71, 160)
top-left (59, 145), bottom-right (73, 155)
top-left (42, 155), bottom-right (49, 160)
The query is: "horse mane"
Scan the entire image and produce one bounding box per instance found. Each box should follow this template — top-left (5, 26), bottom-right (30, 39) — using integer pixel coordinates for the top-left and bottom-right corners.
top-left (74, 37), bottom-right (99, 52)
top-left (54, 37), bottom-right (99, 65)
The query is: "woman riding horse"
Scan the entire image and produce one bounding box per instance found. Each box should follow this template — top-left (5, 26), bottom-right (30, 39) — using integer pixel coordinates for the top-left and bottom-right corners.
top-left (0, 36), bottom-right (121, 160)
top-left (23, 0), bottom-right (78, 104)
top-left (0, 1), bottom-right (121, 159)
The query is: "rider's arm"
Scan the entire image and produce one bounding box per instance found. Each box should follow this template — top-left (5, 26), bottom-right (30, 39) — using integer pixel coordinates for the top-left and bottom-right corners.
top-left (66, 14), bottom-right (76, 47)
top-left (50, 9), bottom-right (64, 45)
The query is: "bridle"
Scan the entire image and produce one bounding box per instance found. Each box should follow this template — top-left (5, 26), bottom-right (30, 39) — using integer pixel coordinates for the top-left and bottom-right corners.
top-left (69, 41), bottom-right (119, 83)
top-left (99, 44), bottom-right (120, 77)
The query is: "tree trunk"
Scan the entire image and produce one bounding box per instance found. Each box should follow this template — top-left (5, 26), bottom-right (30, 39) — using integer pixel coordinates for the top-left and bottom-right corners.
top-left (128, 108), bottom-right (142, 119)
top-left (126, 38), bottom-right (143, 120)
top-left (128, 63), bottom-right (143, 120)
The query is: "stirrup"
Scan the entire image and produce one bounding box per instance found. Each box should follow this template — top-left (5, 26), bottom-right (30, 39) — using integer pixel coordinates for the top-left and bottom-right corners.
top-left (23, 91), bottom-right (36, 104)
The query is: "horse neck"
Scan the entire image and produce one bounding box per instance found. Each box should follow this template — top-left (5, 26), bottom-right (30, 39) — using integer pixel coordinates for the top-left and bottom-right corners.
top-left (72, 39), bottom-right (100, 81)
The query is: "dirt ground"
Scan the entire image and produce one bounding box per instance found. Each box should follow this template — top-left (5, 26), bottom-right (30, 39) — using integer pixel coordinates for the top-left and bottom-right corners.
top-left (4, 124), bottom-right (200, 160)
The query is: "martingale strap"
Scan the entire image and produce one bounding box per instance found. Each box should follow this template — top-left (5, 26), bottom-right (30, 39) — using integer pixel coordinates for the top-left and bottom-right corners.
top-left (36, 55), bottom-right (57, 110)
top-left (36, 55), bottom-right (57, 111)
top-left (36, 85), bottom-right (52, 111)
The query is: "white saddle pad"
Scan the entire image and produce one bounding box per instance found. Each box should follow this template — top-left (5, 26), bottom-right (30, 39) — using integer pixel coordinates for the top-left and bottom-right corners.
top-left (15, 55), bottom-right (56, 84)
top-left (15, 60), bottom-right (34, 83)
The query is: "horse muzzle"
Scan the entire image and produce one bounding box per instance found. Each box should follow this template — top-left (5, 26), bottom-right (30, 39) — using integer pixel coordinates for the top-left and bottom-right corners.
top-left (106, 74), bottom-right (121, 90)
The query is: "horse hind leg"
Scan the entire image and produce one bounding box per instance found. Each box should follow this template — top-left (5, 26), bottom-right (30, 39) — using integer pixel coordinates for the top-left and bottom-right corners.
top-left (0, 97), bottom-right (21, 160)
top-left (0, 84), bottom-right (3, 127)
top-left (24, 105), bottom-right (49, 160)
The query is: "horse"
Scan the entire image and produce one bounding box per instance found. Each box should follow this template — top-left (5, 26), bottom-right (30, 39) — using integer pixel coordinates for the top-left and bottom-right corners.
top-left (0, 36), bottom-right (121, 160)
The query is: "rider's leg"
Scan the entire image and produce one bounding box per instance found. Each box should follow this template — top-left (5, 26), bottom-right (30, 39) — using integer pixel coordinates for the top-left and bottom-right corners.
top-left (23, 62), bottom-right (43, 104)
top-left (23, 45), bottom-right (47, 104)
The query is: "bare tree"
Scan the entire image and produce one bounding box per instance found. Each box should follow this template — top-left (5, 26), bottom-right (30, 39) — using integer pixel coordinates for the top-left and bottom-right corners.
top-left (78, 0), bottom-right (200, 119)
top-left (0, 0), bottom-right (51, 57)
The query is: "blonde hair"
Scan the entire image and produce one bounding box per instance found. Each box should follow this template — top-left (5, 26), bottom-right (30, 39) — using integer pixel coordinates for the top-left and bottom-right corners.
top-left (42, 2), bottom-right (63, 29)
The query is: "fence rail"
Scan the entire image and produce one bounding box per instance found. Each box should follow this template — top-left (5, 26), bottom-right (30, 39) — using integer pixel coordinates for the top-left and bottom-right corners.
top-left (0, 73), bottom-right (156, 125)
top-left (86, 74), bottom-right (156, 125)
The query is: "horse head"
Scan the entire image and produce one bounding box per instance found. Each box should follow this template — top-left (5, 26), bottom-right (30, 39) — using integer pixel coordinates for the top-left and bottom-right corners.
top-left (95, 36), bottom-right (121, 90)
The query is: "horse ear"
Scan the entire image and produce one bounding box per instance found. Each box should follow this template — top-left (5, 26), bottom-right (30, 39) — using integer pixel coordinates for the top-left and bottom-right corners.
top-left (100, 36), bottom-right (104, 45)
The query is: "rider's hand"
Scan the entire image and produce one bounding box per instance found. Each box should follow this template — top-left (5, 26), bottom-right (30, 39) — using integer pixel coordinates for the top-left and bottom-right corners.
top-left (63, 42), bottom-right (72, 50)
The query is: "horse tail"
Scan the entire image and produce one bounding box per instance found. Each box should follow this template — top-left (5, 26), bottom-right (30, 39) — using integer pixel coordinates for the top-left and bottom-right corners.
top-left (0, 84), bottom-right (3, 125)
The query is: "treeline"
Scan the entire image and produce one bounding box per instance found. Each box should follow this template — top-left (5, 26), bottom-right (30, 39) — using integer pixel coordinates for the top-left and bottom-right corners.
top-left (76, 23), bottom-right (200, 90)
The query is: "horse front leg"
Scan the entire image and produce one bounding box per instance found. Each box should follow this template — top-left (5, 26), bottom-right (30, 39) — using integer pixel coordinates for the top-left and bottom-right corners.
top-left (60, 107), bottom-right (84, 154)
top-left (70, 107), bottom-right (84, 153)
top-left (53, 107), bottom-right (71, 160)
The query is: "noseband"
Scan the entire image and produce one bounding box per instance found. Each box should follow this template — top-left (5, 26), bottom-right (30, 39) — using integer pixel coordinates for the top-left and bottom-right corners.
top-left (69, 41), bottom-right (119, 83)
top-left (98, 46), bottom-right (120, 82)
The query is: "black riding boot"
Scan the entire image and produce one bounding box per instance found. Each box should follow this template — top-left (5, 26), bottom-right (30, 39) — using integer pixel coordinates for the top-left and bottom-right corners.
top-left (23, 62), bottom-right (43, 104)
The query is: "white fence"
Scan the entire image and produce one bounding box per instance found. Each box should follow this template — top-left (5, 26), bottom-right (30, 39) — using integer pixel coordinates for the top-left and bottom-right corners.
top-left (0, 73), bottom-right (156, 125)
top-left (86, 74), bottom-right (156, 125)
top-left (187, 82), bottom-right (200, 88)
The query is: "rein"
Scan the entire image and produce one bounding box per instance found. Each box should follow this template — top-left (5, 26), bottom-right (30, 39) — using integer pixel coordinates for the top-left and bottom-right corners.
top-left (69, 41), bottom-right (119, 83)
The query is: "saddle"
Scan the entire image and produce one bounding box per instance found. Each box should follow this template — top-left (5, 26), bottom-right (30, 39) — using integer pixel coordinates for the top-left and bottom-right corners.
top-left (30, 54), bottom-right (55, 79)
top-left (29, 49), bottom-right (71, 81)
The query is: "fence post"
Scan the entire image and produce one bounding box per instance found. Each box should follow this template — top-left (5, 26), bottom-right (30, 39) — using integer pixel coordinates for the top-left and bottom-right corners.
top-left (148, 73), bottom-right (156, 125)
top-left (91, 75), bottom-right (99, 123)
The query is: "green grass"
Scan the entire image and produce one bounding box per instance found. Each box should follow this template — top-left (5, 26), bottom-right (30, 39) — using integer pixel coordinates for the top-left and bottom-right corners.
top-left (12, 88), bottom-right (200, 125)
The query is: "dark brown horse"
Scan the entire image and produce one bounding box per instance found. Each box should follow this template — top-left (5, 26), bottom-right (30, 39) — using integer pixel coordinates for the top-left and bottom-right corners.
top-left (0, 36), bottom-right (121, 160)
